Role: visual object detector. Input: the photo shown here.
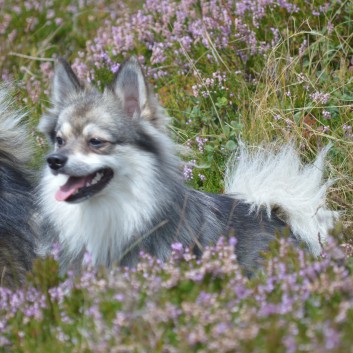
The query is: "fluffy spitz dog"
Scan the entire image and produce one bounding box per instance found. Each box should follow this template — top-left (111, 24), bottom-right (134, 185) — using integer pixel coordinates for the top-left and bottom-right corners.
top-left (38, 57), bottom-right (338, 275)
top-left (0, 86), bottom-right (36, 287)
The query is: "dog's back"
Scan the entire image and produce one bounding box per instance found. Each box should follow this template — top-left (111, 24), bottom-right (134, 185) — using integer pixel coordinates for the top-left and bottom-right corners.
top-left (0, 85), bottom-right (36, 287)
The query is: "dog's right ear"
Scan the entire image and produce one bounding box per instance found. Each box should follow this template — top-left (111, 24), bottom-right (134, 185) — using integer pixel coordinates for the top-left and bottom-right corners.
top-left (38, 58), bottom-right (83, 143)
top-left (51, 57), bottom-right (83, 106)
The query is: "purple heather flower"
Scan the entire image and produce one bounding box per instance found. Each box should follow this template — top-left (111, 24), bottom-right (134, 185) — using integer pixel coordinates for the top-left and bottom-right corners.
top-left (171, 242), bottom-right (183, 252)
top-left (183, 159), bottom-right (196, 180)
top-left (111, 63), bottom-right (120, 73)
top-left (310, 91), bottom-right (330, 104)
top-left (322, 110), bottom-right (331, 119)
top-left (299, 39), bottom-right (307, 56)
top-left (198, 173), bottom-right (206, 181)
top-left (83, 250), bottom-right (94, 267)
top-left (195, 136), bottom-right (208, 152)
top-left (343, 124), bottom-right (352, 132)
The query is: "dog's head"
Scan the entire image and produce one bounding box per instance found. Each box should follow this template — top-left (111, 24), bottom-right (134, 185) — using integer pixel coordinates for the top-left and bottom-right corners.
top-left (39, 57), bottom-right (171, 203)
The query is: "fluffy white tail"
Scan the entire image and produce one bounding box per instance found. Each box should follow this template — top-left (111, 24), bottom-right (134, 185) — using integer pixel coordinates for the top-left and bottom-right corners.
top-left (224, 143), bottom-right (339, 255)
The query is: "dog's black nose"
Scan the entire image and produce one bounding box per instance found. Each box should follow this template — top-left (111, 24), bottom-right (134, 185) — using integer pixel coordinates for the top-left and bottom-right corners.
top-left (47, 154), bottom-right (68, 170)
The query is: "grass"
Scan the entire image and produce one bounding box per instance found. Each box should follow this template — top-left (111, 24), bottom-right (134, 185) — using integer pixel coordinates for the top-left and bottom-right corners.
top-left (0, 0), bottom-right (353, 351)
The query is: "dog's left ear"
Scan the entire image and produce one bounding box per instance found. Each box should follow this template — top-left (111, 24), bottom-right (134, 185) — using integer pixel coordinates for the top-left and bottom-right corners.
top-left (112, 56), bottom-right (168, 130)
top-left (112, 56), bottom-right (148, 118)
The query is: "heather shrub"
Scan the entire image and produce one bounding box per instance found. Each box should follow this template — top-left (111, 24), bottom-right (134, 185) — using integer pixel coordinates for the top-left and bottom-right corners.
top-left (1, 238), bottom-right (353, 352)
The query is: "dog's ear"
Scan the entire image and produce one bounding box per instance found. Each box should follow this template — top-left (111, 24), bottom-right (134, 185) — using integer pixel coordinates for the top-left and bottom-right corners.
top-left (51, 57), bottom-right (83, 106)
top-left (112, 56), bottom-right (148, 118)
top-left (111, 56), bottom-right (168, 130)
top-left (38, 58), bottom-right (83, 143)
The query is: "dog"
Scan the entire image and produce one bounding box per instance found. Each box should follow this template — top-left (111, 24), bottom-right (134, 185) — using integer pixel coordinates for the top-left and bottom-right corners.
top-left (0, 85), bottom-right (36, 287)
top-left (38, 57), bottom-right (338, 275)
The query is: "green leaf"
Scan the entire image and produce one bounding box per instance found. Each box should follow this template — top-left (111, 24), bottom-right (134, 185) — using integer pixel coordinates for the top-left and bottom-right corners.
top-left (225, 140), bottom-right (237, 151)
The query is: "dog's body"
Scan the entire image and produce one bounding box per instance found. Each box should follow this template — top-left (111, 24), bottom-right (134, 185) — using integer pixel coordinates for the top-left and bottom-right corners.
top-left (38, 57), bottom-right (338, 275)
top-left (0, 86), bottom-right (36, 287)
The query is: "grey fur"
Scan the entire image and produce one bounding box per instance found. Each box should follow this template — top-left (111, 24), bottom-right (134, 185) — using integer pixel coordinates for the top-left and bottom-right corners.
top-left (119, 191), bottom-right (294, 277)
top-left (39, 57), bottom-right (326, 276)
top-left (0, 85), bottom-right (36, 287)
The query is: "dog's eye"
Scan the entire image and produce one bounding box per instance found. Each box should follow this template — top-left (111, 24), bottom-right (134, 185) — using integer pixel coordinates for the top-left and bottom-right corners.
top-left (89, 138), bottom-right (104, 148)
top-left (56, 136), bottom-right (64, 146)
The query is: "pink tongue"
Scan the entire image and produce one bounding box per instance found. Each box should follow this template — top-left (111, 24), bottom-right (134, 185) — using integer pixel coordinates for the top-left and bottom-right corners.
top-left (55, 176), bottom-right (87, 201)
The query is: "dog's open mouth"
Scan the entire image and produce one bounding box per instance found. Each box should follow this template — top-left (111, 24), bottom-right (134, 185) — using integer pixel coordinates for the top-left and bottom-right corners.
top-left (55, 168), bottom-right (114, 203)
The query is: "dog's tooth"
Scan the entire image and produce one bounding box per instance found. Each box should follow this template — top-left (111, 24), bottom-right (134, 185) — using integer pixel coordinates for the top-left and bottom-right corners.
top-left (91, 175), bottom-right (99, 185)
top-left (92, 172), bottom-right (103, 185)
